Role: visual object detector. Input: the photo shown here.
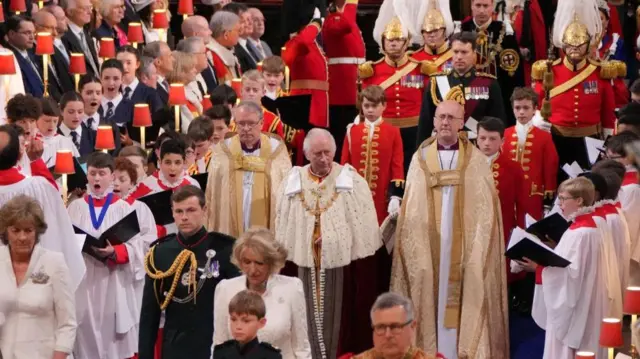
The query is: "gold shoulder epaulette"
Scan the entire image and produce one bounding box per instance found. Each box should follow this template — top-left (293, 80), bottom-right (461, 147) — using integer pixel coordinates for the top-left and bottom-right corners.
top-left (552, 58), bottom-right (562, 65)
top-left (611, 60), bottom-right (627, 78)
top-left (476, 72), bottom-right (497, 79)
top-left (432, 70), bottom-right (449, 77)
top-left (531, 60), bottom-right (547, 81)
top-left (598, 60), bottom-right (617, 80)
top-left (418, 60), bottom-right (439, 76)
top-left (358, 61), bottom-right (374, 79)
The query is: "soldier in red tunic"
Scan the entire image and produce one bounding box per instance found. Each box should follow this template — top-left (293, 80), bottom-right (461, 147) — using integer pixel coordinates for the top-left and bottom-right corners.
top-left (281, 0), bottom-right (329, 128)
top-left (532, 3), bottom-right (618, 172)
top-left (502, 87), bottom-right (558, 220)
top-left (359, 11), bottom-right (429, 173)
top-left (409, 0), bottom-right (454, 73)
top-left (207, 11), bottom-right (243, 85)
top-left (323, 0), bottom-right (365, 159)
top-left (340, 85), bottom-right (404, 224)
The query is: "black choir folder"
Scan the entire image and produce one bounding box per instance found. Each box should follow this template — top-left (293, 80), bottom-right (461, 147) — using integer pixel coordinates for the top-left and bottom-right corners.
top-left (73, 211), bottom-right (140, 261)
top-left (505, 227), bottom-right (571, 268)
top-left (525, 213), bottom-right (570, 244)
top-left (138, 189), bottom-right (174, 226)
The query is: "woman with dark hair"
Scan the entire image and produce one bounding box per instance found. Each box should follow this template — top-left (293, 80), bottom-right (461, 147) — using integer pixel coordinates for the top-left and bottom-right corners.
top-left (57, 91), bottom-right (95, 157)
top-left (0, 195), bottom-right (76, 359)
top-left (35, 98), bottom-right (79, 168)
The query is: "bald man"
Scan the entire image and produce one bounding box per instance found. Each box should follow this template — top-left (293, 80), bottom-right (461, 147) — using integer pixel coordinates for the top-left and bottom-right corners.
top-left (391, 100), bottom-right (508, 358)
top-left (33, 10), bottom-right (74, 100)
top-left (182, 15), bottom-right (218, 91)
top-left (247, 8), bottom-right (272, 59)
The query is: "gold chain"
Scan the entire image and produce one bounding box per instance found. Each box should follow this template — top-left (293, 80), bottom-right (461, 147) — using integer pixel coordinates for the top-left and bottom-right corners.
top-left (297, 189), bottom-right (339, 217)
top-left (144, 247), bottom-right (198, 310)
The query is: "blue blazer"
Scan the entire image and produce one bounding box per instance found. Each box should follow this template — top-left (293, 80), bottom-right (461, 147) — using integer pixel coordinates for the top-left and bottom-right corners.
top-left (99, 99), bottom-right (130, 152)
top-left (92, 23), bottom-right (124, 50)
top-left (200, 62), bottom-right (218, 94)
top-left (11, 47), bottom-right (44, 98)
top-left (130, 82), bottom-right (163, 114)
top-left (57, 124), bottom-right (95, 157)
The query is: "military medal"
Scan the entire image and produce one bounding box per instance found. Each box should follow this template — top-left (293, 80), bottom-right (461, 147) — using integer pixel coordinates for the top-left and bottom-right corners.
top-left (206, 249), bottom-right (216, 259)
top-left (212, 261), bottom-right (220, 278)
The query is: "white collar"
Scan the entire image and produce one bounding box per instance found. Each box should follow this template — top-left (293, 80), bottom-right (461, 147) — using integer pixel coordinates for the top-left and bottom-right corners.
top-left (59, 122), bottom-right (82, 137)
top-left (486, 152), bottom-right (499, 164)
top-left (515, 120), bottom-right (532, 132)
top-left (101, 94), bottom-right (124, 115)
top-left (81, 114), bottom-right (98, 130)
top-left (68, 22), bottom-right (84, 37)
top-left (86, 185), bottom-right (114, 200)
top-left (238, 38), bottom-right (248, 47)
top-left (208, 38), bottom-right (237, 67)
top-left (123, 77), bottom-right (139, 94)
top-left (364, 117), bottom-right (382, 126)
top-left (567, 205), bottom-right (595, 222)
top-left (158, 170), bottom-right (185, 188)
top-left (54, 37), bottom-right (64, 47)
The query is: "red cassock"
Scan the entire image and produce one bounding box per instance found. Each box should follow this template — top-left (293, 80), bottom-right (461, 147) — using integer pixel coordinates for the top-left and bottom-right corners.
top-left (322, 0), bottom-right (365, 106)
top-left (502, 125), bottom-right (558, 220)
top-left (491, 152), bottom-right (527, 283)
top-left (512, 0), bottom-right (547, 86)
top-left (361, 57), bottom-right (427, 124)
top-left (409, 45), bottom-right (453, 73)
top-left (340, 119), bottom-right (404, 224)
top-left (282, 23), bottom-right (329, 127)
top-left (533, 58), bottom-right (617, 132)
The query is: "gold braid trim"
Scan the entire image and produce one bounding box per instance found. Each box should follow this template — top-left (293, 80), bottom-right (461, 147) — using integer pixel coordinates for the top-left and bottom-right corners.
top-left (144, 247), bottom-right (198, 310)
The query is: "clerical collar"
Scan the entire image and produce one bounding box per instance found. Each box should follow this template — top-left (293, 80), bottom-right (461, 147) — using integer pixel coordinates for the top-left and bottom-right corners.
top-left (384, 54), bottom-right (409, 68)
top-left (563, 57), bottom-right (587, 72)
top-left (177, 226), bottom-right (208, 248)
top-left (238, 338), bottom-right (259, 355)
top-left (425, 42), bottom-right (449, 55)
top-left (453, 68), bottom-right (474, 78)
top-left (241, 140), bottom-right (261, 152)
top-left (486, 151), bottom-right (499, 164)
top-left (437, 141), bottom-right (459, 151)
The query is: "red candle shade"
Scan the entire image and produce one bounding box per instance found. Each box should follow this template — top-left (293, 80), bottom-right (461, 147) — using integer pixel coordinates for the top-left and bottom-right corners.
top-left (9, 0), bottom-right (25, 13)
top-left (98, 38), bottom-right (115, 59)
top-left (152, 10), bottom-right (169, 29)
top-left (575, 352), bottom-right (595, 359)
top-left (624, 287), bottom-right (640, 314)
top-left (231, 78), bottom-right (242, 97)
top-left (69, 53), bottom-right (86, 74)
top-left (95, 126), bottom-right (115, 150)
top-left (177, 0), bottom-right (193, 16)
top-left (168, 83), bottom-right (187, 105)
top-left (256, 62), bottom-right (263, 72)
top-left (201, 95), bottom-right (212, 111)
top-left (35, 32), bottom-right (54, 55)
top-left (54, 150), bottom-right (75, 174)
top-left (599, 318), bottom-right (623, 348)
top-left (0, 3), bottom-right (6, 23)
top-left (133, 104), bottom-right (152, 127)
top-left (0, 52), bottom-right (16, 75)
top-left (127, 22), bottom-right (143, 44)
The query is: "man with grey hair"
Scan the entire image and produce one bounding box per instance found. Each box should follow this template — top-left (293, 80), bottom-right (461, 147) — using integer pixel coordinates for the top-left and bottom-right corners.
top-left (60, 0), bottom-right (99, 76)
top-left (346, 292), bottom-right (429, 359)
top-left (181, 15), bottom-right (218, 91)
top-left (247, 7), bottom-right (272, 60)
top-left (142, 41), bottom-right (174, 103)
top-left (275, 128), bottom-right (384, 358)
top-left (207, 10), bottom-right (242, 84)
top-left (205, 101), bottom-right (291, 237)
top-left (177, 37), bottom-right (212, 98)
top-left (137, 56), bottom-right (157, 89)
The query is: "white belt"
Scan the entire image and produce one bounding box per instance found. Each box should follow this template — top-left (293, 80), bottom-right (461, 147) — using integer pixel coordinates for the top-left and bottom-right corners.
top-left (328, 57), bottom-right (365, 65)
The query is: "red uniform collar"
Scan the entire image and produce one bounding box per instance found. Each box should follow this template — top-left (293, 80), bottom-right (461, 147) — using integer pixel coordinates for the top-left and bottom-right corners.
top-left (0, 167), bottom-right (26, 185)
top-left (623, 171), bottom-right (639, 186)
top-left (570, 213), bottom-right (597, 229)
top-left (83, 193), bottom-right (120, 207)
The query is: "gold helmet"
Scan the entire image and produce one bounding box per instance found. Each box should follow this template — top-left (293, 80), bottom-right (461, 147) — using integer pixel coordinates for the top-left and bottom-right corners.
top-left (419, 0), bottom-right (453, 35)
top-left (383, 16), bottom-right (409, 41)
top-left (553, 0), bottom-right (602, 49)
top-left (422, 8), bottom-right (446, 33)
top-left (562, 14), bottom-right (591, 47)
top-left (373, 0), bottom-right (411, 50)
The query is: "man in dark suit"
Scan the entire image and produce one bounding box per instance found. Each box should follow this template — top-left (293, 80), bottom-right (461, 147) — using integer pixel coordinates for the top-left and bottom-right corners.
top-left (5, 16), bottom-right (44, 98)
top-left (33, 10), bottom-right (74, 101)
top-left (221, 3), bottom-right (258, 73)
top-left (181, 15), bottom-right (218, 93)
top-left (247, 8), bottom-right (272, 60)
top-left (61, 0), bottom-right (100, 77)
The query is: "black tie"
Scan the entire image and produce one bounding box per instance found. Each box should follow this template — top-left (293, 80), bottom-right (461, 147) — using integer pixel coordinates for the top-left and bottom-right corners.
top-left (123, 87), bottom-right (132, 100)
top-left (70, 130), bottom-right (79, 148)
top-left (87, 117), bottom-right (94, 130)
top-left (106, 102), bottom-right (114, 118)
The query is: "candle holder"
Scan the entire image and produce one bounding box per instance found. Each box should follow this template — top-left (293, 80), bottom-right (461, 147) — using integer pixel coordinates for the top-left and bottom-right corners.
top-left (0, 51), bottom-right (15, 103)
top-left (168, 83), bottom-right (187, 132)
top-left (625, 287), bottom-right (640, 356)
top-left (95, 126), bottom-right (115, 152)
top-left (600, 318), bottom-right (623, 359)
top-left (9, 0), bottom-right (25, 14)
top-left (133, 104), bottom-right (152, 149)
top-left (177, 0), bottom-right (193, 20)
top-left (575, 352), bottom-right (595, 359)
top-left (152, 10), bottom-right (169, 42)
top-left (202, 94), bottom-right (212, 111)
top-left (35, 32), bottom-right (53, 97)
top-left (99, 38), bottom-right (115, 60)
top-left (127, 23), bottom-right (143, 49)
top-left (69, 53), bottom-right (86, 92)
top-left (281, 47), bottom-right (290, 92)
top-left (231, 78), bottom-right (242, 104)
top-left (54, 150), bottom-right (74, 206)
top-left (0, 3), bottom-right (5, 23)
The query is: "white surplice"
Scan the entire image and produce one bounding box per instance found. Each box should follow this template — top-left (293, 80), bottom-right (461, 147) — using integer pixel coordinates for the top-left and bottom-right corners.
top-left (0, 171), bottom-right (85, 291)
top-left (621, 168), bottom-right (640, 286)
top-left (434, 147), bottom-right (459, 359)
top-left (537, 209), bottom-right (608, 359)
top-left (68, 195), bottom-right (140, 359)
top-left (41, 134), bottom-right (80, 168)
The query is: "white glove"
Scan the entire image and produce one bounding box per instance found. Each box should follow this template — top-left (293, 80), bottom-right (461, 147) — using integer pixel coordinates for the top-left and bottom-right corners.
top-left (531, 110), bottom-right (551, 133)
top-left (313, 7), bottom-right (321, 19)
top-left (387, 196), bottom-right (401, 215)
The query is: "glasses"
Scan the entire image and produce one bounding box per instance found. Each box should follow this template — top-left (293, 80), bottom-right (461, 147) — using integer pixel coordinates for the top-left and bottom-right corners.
top-left (235, 121), bottom-right (260, 129)
top-left (557, 195), bottom-right (576, 203)
top-left (372, 319), bottom-right (412, 335)
top-left (435, 114), bottom-right (462, 122)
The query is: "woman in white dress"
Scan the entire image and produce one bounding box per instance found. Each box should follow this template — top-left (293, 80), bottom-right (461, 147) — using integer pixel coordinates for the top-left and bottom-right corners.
top-left (214, 228), bottom-right (311, 359)
top-left (0, 195), bottom-right (76, 359)
top-left (517, 177), bottom-right (610, 359)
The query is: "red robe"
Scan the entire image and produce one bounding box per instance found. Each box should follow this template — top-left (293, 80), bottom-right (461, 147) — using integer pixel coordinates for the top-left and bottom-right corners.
top-left (512, 0), bottom-right (547, 86)
top-left (340, 119), bottom-right (404, 223)
top-left (491, 152), bottom-right (528, 283)
top-left (282, 23), bottom-right (329, 127)
top-left (322, 0), bottom-right (365, 106)
top-left (502, 125), bottom-right (558, 220)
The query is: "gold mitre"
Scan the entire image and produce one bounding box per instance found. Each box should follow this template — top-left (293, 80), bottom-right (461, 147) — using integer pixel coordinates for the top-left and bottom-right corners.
top-left (562, 13), bottom-right (591, 47)
top-left (383, 16), bottom-right (407, 40)
top-left (422, 8), bottom-right (446, 32)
